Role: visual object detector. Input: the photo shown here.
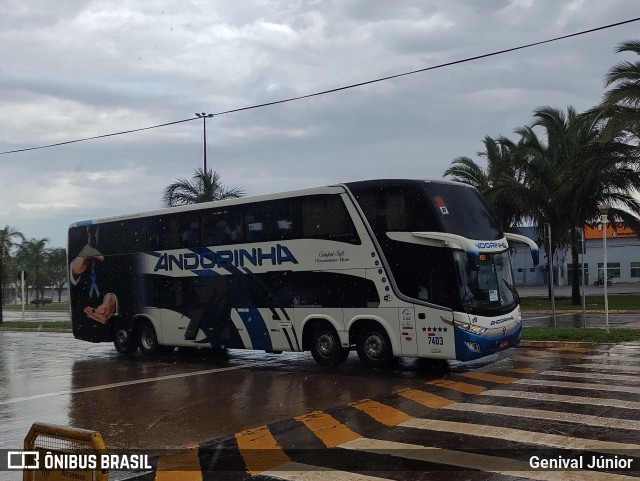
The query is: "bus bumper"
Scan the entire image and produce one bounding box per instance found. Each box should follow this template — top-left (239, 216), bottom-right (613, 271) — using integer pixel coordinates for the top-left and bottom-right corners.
top-left (454, 324), bottom-right (522, 362)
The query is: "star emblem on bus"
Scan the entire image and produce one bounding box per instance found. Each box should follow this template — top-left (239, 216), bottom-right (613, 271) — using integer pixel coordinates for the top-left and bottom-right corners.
top-left (422, 327), bottom-right (447, 333)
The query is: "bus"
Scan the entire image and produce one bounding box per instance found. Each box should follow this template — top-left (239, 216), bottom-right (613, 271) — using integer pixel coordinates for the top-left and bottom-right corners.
top-left (68, 179), bottom-right (539, 367)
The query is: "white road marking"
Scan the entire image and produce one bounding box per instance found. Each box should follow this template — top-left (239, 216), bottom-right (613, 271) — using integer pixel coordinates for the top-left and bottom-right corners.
top-left (480, 389), bottom-right (640, 410)
top-left (0, 361), bottom-right (275, 405)
top-left (445, 403), bottom-right (640, 431)
top-left (539, 370), bottom-right (640, 383)
top-left (401, 417), bottom-right (640, 454)
top-left (517, 378), bottom-right (640, 394)
top-left (262, 462), bottom-right (390, 481)
top-left (570, 363), bottom-right (640, 374)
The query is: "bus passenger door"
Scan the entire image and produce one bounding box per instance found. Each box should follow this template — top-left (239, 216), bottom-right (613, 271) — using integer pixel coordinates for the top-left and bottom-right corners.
top-left (415, 306), bottom-right (456, 359)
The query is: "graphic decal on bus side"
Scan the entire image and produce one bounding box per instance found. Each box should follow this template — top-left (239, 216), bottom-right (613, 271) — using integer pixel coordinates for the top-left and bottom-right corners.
top-left (151, 244), bottom-right (298, 272)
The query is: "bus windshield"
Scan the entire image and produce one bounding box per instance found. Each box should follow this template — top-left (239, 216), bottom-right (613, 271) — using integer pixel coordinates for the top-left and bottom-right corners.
top-left (454, 250), bottom-right (517, 314)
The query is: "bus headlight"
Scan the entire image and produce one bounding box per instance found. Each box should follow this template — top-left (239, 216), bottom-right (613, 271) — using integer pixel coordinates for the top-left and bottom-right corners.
top-left (440, 317), bottom-right (487, 336)
top-left (468, 324), bottom-right (488, 335)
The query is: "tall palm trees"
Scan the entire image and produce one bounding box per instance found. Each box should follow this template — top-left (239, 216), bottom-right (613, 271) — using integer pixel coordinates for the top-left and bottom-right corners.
top-left (445, 104), bottom-right (640, 305)
top-left (162, 168), bottom-right (245, 207)
top-left (597, 39), bottom-right (640, 144)
top-left (16, 238), bottom-right (50, 306)
top-left (444, 135), bottom-right (523, 232)
top-left (0, 225), bottom-right (24, 322)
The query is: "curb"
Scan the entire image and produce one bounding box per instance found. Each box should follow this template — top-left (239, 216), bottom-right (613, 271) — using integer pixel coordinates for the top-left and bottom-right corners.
top-left (519, 340), bottom-right (613, 348)
top-left (0, 328), bottom-right (72, 333)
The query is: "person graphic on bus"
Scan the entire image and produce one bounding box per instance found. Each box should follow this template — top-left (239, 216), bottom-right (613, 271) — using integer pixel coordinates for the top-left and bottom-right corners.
top-left (69, 225), bottom-right (119, 326)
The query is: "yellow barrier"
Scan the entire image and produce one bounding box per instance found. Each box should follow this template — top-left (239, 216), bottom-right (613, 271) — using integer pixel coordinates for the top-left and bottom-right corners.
top-left (23, 422), bottom-right (108, 481)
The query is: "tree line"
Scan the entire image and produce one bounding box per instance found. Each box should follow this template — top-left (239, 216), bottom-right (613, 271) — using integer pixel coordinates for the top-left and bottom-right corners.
top-left (444, 40), bottom-right (640, 305)
top-left (0, 227), bottom-right (68, 322)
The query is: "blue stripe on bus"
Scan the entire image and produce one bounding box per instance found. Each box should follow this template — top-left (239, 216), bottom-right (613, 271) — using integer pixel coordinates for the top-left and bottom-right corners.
top-left (237, 308), bottom-right (272, 351)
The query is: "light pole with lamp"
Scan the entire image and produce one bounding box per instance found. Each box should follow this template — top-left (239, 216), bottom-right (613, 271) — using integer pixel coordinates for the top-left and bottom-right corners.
top-left (574, 227), bottom-right (586, 327)
top-left (597, 204), bottom-right (610, 332)
top-left (195, 113), bottom-right (214, 171)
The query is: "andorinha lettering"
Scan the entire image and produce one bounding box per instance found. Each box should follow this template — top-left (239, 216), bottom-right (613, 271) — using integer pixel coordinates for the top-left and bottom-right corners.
top-left (153, 244), bottom-right (299, 272)
top-left (474, 241), bottom-right (508, 249)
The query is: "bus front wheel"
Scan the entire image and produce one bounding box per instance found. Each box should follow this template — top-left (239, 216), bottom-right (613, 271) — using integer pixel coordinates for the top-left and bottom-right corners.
top-left (138, 320), bottom-right (164, 356)
top-left (113, 328), bottom-right (138, 355)
top-left (356, 324), bottom-right (394, 368)
top-left (310, 324), bottom-right (349, 366)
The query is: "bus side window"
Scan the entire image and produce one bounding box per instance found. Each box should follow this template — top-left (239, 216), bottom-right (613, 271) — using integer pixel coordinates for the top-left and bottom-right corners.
top-left (300, 195), bottom-right (359, 244)
top-left (271, 198), bottom-right (296, 240)
top-left (160, 213), bottom-right (200, 249)
top-left (244, 202), bottom-right (267, 243)
top-left (202, 207), bottom-right (243, 246)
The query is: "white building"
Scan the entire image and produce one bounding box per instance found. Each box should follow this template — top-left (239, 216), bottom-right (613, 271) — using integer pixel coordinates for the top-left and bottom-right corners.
top-left (511, 224), bottom-right (640, 287)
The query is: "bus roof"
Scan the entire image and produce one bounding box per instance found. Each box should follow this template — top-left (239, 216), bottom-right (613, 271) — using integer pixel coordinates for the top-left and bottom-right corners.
top-left (69, 178), bottom-right (471, 228)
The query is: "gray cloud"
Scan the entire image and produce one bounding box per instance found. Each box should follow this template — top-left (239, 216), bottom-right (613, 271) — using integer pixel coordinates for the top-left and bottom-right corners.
top-left (0, 0), bottom-right (638, 246)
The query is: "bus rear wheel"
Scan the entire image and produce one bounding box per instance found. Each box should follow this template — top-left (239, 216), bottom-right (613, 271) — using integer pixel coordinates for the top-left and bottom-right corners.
top-left (138, 320), bottom-right (164, 356)
top-left (356, 324), bottom-right (394, 368)
top-left (113, 328), bottom-right (137, 355)
top-left (310, 324), bottom-right (349, 366)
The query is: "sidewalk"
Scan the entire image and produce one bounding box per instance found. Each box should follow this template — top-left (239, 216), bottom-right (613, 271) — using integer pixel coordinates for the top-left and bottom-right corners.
top-left (517, 281), bottom-right (639, 298)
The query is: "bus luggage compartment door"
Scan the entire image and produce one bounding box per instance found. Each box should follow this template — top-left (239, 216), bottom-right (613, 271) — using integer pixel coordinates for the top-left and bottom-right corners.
top-left (416, 307), bottom-right (456, 359)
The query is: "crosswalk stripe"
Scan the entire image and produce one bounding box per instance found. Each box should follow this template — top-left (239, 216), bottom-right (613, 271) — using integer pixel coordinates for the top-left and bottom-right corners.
top-left (427, 379), bottom-right (486, 394)
top-left (540, 370), bottom-right (640, 383)
top-left (585, 355), bottom-right (640, 362)
top-left (351, 399), bottom-right (413, 426)
top-left (509, 367), bottom-right (537, 374)
top-left (395, 388), bottom-right (454, 409)
top-left (155, 447), bottom-right (202, 481)
top-left (458, 372), bottom-right (520, 384)
top-left (261, 462), bottom-right (390, 481)
top-left (480, 389), bottom-right (640, 410)
top-left (235, 425), bottom-right (291, 475)
top-left (517, 378), bottom-right (640, 394)
top-left (296, 411), bottom-right (361, 448)
top-left (446, 402), bottom-right (640, 431)
top-left (400, 418), bottom-right (640, 454)
top-left (339, 437), bottom-right (636, 481)
top-left (547, 347), bottom-right (589, 353)
top-left (571, 363), bottom-right (640, 373)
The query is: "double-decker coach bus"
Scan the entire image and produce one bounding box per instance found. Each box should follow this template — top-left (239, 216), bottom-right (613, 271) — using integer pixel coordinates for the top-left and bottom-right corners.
top-left (68, 179), bottom-right (538, 367)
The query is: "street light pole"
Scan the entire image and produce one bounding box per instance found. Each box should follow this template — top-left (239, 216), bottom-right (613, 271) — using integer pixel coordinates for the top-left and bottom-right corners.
top-left (195, 113), bottom-right (214, 171)
top-left (575, 227), bottom-right (586, 327)
top-left (544, 223), bottom-right (556, 330)
top-left (598, 204), bottom-right (611, 332)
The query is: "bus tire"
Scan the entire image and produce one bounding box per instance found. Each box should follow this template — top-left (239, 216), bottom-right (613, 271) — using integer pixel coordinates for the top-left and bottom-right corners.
top-left (310, 324), bottom-right (349, 366)
top-left (138, 320), bottom-right (164, 357)
top-left (356, 323), bottom-right (394, 368)
top-left (113, 328), bottom-right (138, 355)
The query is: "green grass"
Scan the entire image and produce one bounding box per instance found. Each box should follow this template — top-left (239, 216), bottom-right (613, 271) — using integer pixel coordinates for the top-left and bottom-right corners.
top-left (520, 294), bottom-right (640, 311)
top-left (3, 302), bottom-right (69, 312)
top-left (522, 326), bottom-right (640, 343)
top-left (0, 321), bottom-right (71, 330)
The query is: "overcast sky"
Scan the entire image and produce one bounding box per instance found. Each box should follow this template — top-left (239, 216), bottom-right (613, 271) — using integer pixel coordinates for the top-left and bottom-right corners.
top-left (1, 0), bottom-right (638, 247)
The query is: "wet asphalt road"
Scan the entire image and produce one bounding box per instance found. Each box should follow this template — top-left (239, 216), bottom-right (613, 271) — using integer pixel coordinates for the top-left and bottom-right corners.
top-left (1, 332), bottom-right (640, 480)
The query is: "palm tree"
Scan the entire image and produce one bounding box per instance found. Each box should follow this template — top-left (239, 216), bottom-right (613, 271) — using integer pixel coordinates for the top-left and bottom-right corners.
top-left (500, 106), bottom-right (640, 304)
top-left (162, 168), bottom-right (245, 207)
top-left (597, 39), bottom-right (640, 143)
top-left (16, 238), bottom-right (50, 306)
top-left (47, 248), bottom-right (68, 302)
top-left (0, 225), bottom-right (24, 323)
top-left (444, 135), bottom-right (524, 232)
